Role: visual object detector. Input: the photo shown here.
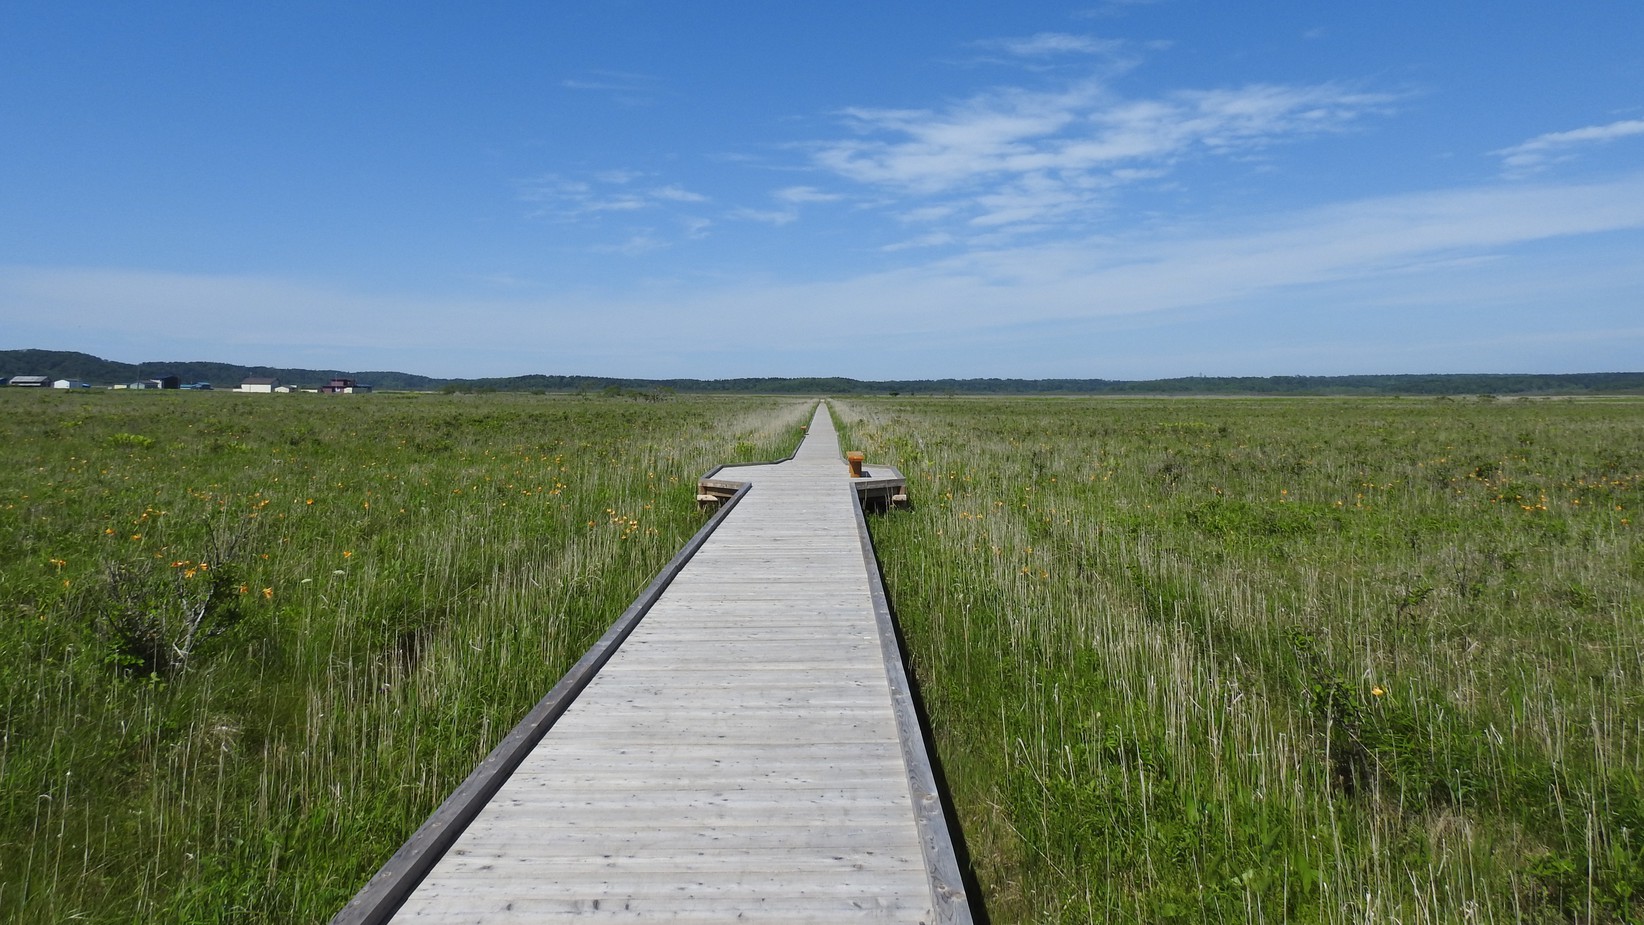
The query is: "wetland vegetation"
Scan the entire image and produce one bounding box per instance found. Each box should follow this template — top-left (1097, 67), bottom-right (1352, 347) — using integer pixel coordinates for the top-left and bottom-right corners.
top-left (4, 388), bottom-right (1640, 923)
top-left (837, 395), bottom-right (1643, 924)
top-left (0, 389), bottom-right (810, 921)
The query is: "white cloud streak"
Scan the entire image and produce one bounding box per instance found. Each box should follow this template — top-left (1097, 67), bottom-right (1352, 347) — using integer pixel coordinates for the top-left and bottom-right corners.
top-left (1494, 118), bottom-right (1644, 176)
top-left (731, 208), bottom-right (798, 226)
top-left (977, 32), bottom-right (1126, 57)
top-left (518, 172), bottom-right (710, 226)
top-left (730, 186), bottom-right (846, 226)
top-left (774, 185), bottom-right (842, 204)
top-left (559, 70), bottom-right (661, 106)
top-left (811, 78), bottom-right (1397, 231)
top-left (650, 185), bottom-right (709, 203)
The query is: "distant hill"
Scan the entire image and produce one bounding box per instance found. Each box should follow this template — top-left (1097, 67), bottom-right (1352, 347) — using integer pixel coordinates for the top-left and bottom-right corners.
top-left (4, 348), bottom-right (1642, 396)
top-left (0, 349), bottom-right (439, 391)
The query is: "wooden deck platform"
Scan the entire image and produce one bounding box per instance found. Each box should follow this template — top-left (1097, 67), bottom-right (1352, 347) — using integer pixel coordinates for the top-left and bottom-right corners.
top-left (336, 404), bottom-right (969, 923)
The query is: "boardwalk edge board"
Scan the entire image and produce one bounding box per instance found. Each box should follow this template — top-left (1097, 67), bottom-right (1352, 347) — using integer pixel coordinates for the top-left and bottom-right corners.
top-left (849, 478), bottom-right (976, 925)
top-left (697, 410), bottom-right (807, 482)
top-left (331, 481), bottom-right (754, 925)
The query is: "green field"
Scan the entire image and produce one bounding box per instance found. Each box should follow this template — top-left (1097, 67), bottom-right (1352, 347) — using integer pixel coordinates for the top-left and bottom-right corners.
top-left (3, 390), bottom-right (1641, 923)
top-left (0, 389), bottom-right (810, 921)
top-left (835, 396), bottom-right (1643, 924)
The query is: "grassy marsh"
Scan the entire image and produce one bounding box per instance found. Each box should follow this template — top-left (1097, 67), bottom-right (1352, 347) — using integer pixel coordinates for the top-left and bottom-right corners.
top-left (837, 396), bottom-right (1643, 924)
top-left (0, 389), bottom-right (810, 922)
top-left (7, 388), bottom-right (1640, 923)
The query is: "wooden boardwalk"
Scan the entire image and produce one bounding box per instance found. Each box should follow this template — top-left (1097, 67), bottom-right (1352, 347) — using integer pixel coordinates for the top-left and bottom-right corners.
top-left (338, 404), bottom-right (969, 923)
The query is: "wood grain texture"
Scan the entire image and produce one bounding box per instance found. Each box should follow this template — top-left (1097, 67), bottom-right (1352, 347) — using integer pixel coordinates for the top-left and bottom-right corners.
top-left (368, 405), bottom-right (971, 924)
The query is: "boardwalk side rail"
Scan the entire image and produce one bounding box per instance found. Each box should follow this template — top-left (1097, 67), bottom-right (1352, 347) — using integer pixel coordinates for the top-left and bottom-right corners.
top-left (332, 481), bottom-right (754, 925)
top-left (850, 481), bottom-right (976, 924)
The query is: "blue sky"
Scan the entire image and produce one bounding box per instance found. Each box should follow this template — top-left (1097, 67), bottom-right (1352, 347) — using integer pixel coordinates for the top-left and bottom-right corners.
top-left (3, 2), bottom-right (1641, 379)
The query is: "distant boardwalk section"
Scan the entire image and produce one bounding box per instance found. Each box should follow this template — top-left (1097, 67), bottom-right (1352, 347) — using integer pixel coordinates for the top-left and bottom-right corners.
top-left (337, 403), bottom-right (970, 923)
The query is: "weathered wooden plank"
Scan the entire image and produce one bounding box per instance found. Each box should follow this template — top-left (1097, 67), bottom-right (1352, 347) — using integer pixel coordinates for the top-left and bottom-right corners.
top-left (393, 893), bottom-right (928, 923)
top-left (398, 871), bottom-right (931, 901)
top-left (479, 801), bottom-right (921, 827)
top-left (349, 405), bottom-right (971, 924)
top-left (519, 748), bottom-right (905, 767)
top-left (444, 828), bottom-right (924, 855)
top-left (496, 727), bottom-right (900, 747)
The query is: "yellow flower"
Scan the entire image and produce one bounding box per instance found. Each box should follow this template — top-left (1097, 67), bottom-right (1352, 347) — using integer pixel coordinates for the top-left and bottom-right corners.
top-left (261, 587), bottom-right (274, 600)
top-left (1371, 687), bottom-right (1386, 697)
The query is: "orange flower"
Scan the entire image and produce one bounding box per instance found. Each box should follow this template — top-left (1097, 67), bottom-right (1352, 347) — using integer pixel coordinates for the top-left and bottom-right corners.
top-left (261, 587), bottom-right (274, 600)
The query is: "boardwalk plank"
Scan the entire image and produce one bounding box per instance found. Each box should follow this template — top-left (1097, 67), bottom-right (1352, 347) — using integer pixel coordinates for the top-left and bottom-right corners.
top-left (369, 405), bottom-right (966, 924)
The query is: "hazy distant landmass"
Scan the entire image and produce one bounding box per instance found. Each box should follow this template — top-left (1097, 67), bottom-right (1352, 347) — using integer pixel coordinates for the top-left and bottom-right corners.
top-left (4, 349), bottom-right (1642, 396)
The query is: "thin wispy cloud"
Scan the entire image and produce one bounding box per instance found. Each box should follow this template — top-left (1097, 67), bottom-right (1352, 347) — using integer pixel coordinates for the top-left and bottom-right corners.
top-left (516, 171), bottom-right (713, 253)
top-left (992, 32), bottom-right (1111, 55)
top-left (651, 185), bottom-right (710, 203)
top-left (880, 232), bottom-right (957, 252)
top-left (1494, 118), bottom-right (1644, 177)
top-left (590, 232), bottom-right (667, 256)
top-left (1073, 0), bottom-right (1166, 20)
top-left (774, 186), bottom-right (842, 204)
top-left (810, 78), bottom-right (1398, 233)
top-left (730, 186), bottom-right (846, 226)
top-left (518, 172), bottom-right (709, 220)
top-left (560, 70), bottom-right (661, 106)
top-left (964, 31), bottom-right (1146, 77)
top-left (977, 31), bottom-right (1127, 58)
top-left (731, 207), bottom-right (798, 226)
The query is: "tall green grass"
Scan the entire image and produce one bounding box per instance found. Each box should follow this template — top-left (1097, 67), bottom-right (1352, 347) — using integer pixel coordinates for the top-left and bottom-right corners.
top-left (0, 389), bottom-right (810, 922)
top-left (837, 396), bottom-right (1643, 924)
